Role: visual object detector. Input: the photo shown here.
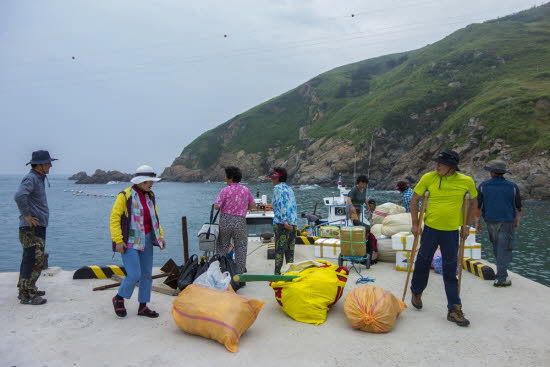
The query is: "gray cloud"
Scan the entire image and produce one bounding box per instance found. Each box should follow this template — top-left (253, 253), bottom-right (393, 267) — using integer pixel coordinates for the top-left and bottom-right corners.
top-left (0, 0), bottom-right (537, 174)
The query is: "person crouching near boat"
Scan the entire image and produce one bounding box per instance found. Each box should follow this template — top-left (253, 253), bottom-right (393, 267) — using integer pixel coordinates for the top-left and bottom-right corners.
top-left (213, 166), bottom-right (256, 276)
top-left (109, 165), bottom-right (166, 318)
top-left (14, 150), bottom-right (58, 305)
top-left (367, 198), bottom-right (376, 222)
top-left (267, 168), bottom-right (298, 275)
top-left (409, 150), bottom-right (477, 327)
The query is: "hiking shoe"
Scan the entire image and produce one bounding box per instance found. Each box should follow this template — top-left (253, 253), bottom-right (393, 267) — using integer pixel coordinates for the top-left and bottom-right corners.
top-left (411, 292), bottom-right (423, 309)
top-left (20, 296), bottom-right (47, 305)
top-left (18, 290), bottom-right (45, 300)
top-left (494, 279), bottom-right (512, 287)
top-left (447, 304), bottom-right (470, 327)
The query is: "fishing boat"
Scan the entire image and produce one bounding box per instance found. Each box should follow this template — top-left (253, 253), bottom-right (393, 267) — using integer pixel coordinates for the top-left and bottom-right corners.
top-left (322, 175), bottom-right (369, 226)
top-left (245, 193), bottom-right (274, 237)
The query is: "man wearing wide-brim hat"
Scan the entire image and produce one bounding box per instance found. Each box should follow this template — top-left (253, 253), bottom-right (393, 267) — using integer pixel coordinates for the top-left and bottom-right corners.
top-left (14, 150), bottom-right (58, 305)
top-left (475, 159), bottom-right (522, 287)
top-left (409, 150), bottom-right (478, 327)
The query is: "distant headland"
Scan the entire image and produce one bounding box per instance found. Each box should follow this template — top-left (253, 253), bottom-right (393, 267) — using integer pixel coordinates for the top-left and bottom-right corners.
top-left (68, 170), bottom-right (133, 184)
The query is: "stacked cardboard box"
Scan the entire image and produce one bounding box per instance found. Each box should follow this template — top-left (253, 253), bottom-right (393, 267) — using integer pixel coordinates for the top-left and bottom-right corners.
top-left (339, 226), bottom-right (366, 257)
top-left (465, 227), bottom-right (477, 246)
top-left (463, 244), bottom-right (481, 259)
top-left (396, 250), bottom-right (418, 271)
top-left (319, 225), bottom-right (340, 238)
top-left (464, 227), bottom-right (481, 259)
top-left (392, 232), bottom-right (418, 271)
top-left (391, 232), bottom-right (416, 250)
top-left (313, 238), bottom-right (341, 259)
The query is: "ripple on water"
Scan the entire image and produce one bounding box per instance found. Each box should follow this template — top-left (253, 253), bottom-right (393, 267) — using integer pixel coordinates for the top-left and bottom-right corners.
top-left (0, 175), bottom-right (549, 286)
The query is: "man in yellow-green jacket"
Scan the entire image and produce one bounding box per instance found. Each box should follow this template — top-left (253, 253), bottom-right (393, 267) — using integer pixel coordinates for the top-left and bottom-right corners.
top-left (409, 150), bottom-right (477, 327)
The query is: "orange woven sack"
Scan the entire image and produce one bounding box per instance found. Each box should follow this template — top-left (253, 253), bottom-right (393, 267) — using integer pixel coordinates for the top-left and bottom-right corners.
top-left (172, 284), bottom-right (265, 352)
top-left (344, 285), bottom-right (406, 333)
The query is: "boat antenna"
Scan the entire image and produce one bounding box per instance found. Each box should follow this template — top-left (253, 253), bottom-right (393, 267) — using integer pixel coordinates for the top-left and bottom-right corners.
top-left (366, 134), bottom-right (374, 200)
top-left (353, 154), bottom-right (357, 183)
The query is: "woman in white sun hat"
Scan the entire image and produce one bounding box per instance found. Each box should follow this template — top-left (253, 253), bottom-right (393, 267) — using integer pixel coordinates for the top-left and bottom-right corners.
top-left (109, 165), bottom-right (166, 318)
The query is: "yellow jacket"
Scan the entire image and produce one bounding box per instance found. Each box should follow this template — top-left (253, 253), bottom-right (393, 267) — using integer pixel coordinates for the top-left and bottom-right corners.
top-left (110, 186), bottom-right (164, 246)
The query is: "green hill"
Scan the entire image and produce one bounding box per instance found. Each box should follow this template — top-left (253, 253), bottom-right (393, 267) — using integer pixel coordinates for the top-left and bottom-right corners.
top-left (164, 4), bottom-right (550, 199)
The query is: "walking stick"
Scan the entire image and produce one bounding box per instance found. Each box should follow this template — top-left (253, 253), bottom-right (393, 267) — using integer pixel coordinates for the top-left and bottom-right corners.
top-left (402, 191), bottom-right (429, 301)
top-left (457, 193), bottom-right (471, 294)
top-left (233, 274), bottom-right (298, 282)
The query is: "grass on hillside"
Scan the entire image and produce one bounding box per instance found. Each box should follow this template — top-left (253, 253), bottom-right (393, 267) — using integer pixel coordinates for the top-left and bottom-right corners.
top-left (177, 3), bottom-right (550, 169)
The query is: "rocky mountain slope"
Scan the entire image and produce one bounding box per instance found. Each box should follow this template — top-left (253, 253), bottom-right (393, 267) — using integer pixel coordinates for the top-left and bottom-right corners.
top-left (163, 4), bottom-right (550, 199)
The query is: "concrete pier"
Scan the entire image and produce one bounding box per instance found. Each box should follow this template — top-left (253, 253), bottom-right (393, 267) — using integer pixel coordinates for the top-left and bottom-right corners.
top-left (2, 241), bottom-right (549, 366)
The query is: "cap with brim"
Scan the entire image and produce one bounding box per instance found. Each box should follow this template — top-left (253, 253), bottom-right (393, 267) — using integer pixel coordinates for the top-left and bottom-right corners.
top-left (26, 150), bottom-right (58, 166)
top-left (432, 150), bottom-right (460, 171)
top-left (265, 170), bottom-right (283, 179)
top-left (484, 159), bottom-right (510, 174)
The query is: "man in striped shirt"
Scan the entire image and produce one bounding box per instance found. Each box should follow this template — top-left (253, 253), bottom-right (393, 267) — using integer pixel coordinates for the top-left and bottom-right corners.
top-left (396, 181), bottom-right (414, 212)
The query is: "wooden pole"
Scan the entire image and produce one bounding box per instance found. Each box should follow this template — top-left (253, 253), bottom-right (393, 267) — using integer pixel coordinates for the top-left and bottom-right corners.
top-left (233, 274), bottom-right (299, 282)
top-left (313, 202), bottom-right (318, 216)
top-left (458, 193), bottom-right (471, 294)
top-left (402, 191), bottom-right (430, 301)
top-left (182, 216), bottom-right (189, 263)
top-left (92, 273), bottom-right (170, 291)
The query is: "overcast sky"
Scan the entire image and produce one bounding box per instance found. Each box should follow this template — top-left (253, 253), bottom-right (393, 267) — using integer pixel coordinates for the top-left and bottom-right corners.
top-left (0, 0), bottom-right (539, 174)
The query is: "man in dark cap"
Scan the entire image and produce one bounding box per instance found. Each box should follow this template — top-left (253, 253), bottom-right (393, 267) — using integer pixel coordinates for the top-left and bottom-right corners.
top-left (409, 150), bottom-right (478, 327)
top-left (475, 160), bottom-right (522, 287)
top-left (14, 150), bottom-right (57, 305)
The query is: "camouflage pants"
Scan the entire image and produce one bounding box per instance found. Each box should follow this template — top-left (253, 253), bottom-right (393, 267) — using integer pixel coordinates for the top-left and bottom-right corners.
top-left (273, 224), bottom-right (296, 275)
top-left (18, 226), bottom-right (46, 298)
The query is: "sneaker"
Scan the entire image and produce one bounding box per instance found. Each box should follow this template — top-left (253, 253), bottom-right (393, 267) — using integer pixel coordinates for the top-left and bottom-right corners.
top-left (411, 292), bottom-right (423, 309)
top-left (20, 296), bottom-right (47, 305)
top-left (18, 290), bottom-right (45, 300)
top-left (447, 304), bottom-right (470, 327)
top-left (494, 279), bottom-right (512, 287)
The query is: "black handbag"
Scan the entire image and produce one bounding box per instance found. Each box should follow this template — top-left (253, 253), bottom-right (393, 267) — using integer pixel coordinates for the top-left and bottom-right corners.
top-left (193, 257), bottom-right (210, 282)
top-left (220, 255), bottom-right (243, 291)
top-left (177, 254), bottom-right (199, 291)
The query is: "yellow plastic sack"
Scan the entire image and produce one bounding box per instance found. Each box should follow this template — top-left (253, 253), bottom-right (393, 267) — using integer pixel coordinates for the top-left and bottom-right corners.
top-left (172, 284), bottom-right (265, 353)
top-left (344, 285), bottom-right (406, 333)
top-left (270, 260), bottom-right (349, 325)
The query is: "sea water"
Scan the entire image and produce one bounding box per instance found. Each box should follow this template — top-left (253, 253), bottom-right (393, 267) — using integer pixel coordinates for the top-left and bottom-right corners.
top-left (0, 174), bottom-right (548, 286)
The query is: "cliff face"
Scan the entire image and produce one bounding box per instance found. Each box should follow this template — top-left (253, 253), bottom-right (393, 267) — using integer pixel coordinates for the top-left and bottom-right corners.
top-left (162, 113), bottom-right (550, 199)
top-left (162, 4), bottom-right (550, 199)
